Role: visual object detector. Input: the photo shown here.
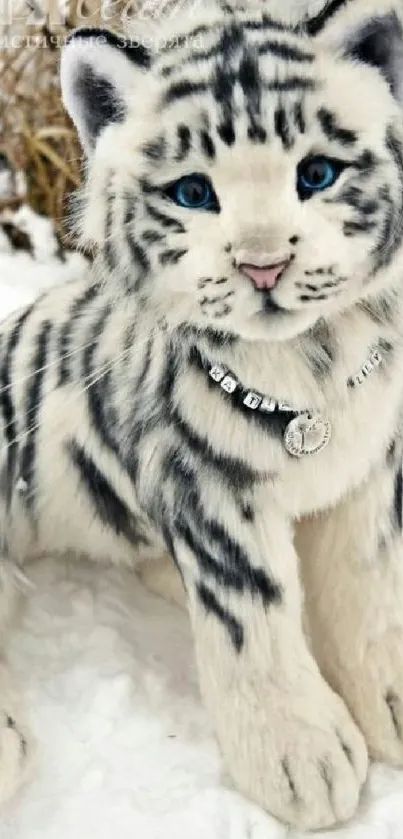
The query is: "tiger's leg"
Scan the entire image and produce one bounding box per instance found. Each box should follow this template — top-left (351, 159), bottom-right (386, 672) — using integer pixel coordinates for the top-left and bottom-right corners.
top-left (170, 487), bottom-right (367, 830)
top-left (0, 558), bottom-right (33, 802)
top-left (298, 447), bottom-right (403, 766)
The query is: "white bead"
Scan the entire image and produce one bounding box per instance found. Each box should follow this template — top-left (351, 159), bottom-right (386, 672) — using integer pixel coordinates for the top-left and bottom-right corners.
top-left (243, 392), bottom-right (262, 410)
top-left (260, 396), bottom-right (276, 413)
top-left (209, 365), bottom-right (226, 383)
top-left (362, 361), bottom-right (374, 375)
top-left (221, 375), bottom-right (237, 394)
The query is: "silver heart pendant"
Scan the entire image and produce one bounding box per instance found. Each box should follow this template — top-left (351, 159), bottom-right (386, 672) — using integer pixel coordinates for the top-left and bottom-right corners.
top-left (283, 412), bottom-right (331, 458)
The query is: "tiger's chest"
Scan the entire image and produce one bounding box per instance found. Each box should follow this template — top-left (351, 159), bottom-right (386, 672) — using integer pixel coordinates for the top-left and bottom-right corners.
top-left (276, 371), bottom-right (401, 515)
top-left (184, 333), bottom-right (403, 518)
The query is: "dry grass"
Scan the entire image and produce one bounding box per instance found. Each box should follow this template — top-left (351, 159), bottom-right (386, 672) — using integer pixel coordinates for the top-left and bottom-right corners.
top-left (1, 23), bottom-right (79, 242)
top-left (0, 1), bottom-right (129, 244)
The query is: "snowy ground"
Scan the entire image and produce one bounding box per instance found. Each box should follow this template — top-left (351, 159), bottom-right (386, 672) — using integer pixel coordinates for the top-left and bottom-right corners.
top-left (0, 208), bottom-right (402, 838)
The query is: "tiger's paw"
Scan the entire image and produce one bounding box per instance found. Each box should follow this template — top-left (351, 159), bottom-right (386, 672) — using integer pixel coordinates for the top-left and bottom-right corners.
top-left (334, 627), bottom-right (403, 768)
top-left (214, 676), bottom-right (368, 829)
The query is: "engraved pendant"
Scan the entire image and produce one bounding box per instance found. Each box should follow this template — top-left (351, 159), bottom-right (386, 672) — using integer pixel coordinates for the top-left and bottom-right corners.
top-left (283, 412), bottom-right (331, 458)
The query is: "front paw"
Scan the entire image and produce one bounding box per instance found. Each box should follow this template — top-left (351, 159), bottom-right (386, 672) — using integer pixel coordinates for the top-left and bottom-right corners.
top-left (213, 677), bottom-right (368, 830)
top-left (333, 627), bottom-right (403, 767)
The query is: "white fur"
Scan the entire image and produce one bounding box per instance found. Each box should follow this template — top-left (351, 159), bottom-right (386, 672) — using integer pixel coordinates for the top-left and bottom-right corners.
top-left (2, 1), bottom-right (403, 832)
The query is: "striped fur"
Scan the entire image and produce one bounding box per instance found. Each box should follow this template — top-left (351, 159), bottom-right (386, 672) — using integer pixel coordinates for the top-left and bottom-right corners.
top-left (1, 1), bottom-right (403, 829)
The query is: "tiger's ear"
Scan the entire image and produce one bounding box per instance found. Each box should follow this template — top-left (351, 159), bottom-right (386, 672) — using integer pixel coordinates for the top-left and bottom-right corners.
top-left (60, 27), bottom-right (153, 153)
top-left (310, 5), bottom-right (403, 105)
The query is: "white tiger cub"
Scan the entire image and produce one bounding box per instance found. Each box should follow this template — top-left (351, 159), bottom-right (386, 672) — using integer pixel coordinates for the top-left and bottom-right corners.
top-left (2, 0), bottom-right (403, 828)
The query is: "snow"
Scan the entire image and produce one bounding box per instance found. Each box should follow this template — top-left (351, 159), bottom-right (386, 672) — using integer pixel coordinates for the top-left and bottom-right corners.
top-left (0, 205), bottom-right (86, 318)
top-left (0, 207), bottom-right (403, 838)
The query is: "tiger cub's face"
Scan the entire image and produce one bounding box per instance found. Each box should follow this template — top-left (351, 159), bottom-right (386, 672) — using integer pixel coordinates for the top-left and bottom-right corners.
top-left (62, 6), bottom-right (403, 342)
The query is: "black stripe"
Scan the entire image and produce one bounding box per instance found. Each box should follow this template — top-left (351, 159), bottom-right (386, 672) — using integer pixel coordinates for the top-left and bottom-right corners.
top-left (159, 25), bottom-right (210, 54)
top-left (217, 120), bottom-right (236, 146)
top-left (305, 0), bottom-right (354, 36)
top-left (104, 190), bottom-right (116, 273)
top-left (163, 79), bottom-right (209, 105)
top-left (293, 101), bottom-right (305, 134)
top-left (125, 231), bottom-right (151, 291)
top-left (175, 124), bottom-right (192, 162)
top-left (177, 516), bottom-right (281, 604)
top-left (135, 334), bottom-right (154, 394)
top-left (123, 191), bottom-right (137, 221)
top-left (344, 219), bottom-right (376, 237)
top-left (301, 321), bottom-right (335, 379)
top-left (139, 178), bottom-right (159, 197)
top-left (204, 515), bottom-right (282, 604)
top-left (263, 77), bottom-right (316, 92)
top-left (145, 201), bottom-right (186, 233)
top-left (274, 107), bottom-right (293, 149)
top-left (354, 150), bottom-right (377, 175)
top-left (165, 43), bottom-right (225, 70)
top-left (180, 323), bottom-right (238, 349)
top-left (332, 185), bottom-right (378, 215)
top-left (258, 40), bottom-right (314, 62)
top-left (19, 320), bottom-right (52, 510)
top-left (372, 128), bottom-right (403, 273)
top-left (200, 129), bottom-right (216, 159)
top-left (358, 294), bottom-right (396, 326)
top-left (239, 50), bottom-right (267, 144)
top-left (170, 406), bottom-right (259, 489)
top-left (300, 293), bottom-right (328, 302)
top-left (168, 454), bottom-right (281, 605)
top-left (156, 341), bottom-right (178, 409)
top-left (165, 20), bottom-right (244, 73)
top-left (317, 108), bottom-right (357, 146)
top-left (83, 305), bottom-right (122, 463)
top-left (394, 464), bottom-right (403, 530)
top-left (142, 135), bottom-right (167, 162)
top-left (58, 285), bottom-right (100, 386)
top-left (111, 334), bottom-right (160, 488)
top-left (67, 27), bottom-right (152, 69)
top-left (0, 306), bottom-right (34, 505)
top-left (123, 191), bottom-right (151, 289)
top-left (213, 63), bottom-right (236, 147)
top-left (176, 520), bottom-right (242, 591)
top-left (244, 15), bottom-right (295, 34)
top-left (282, 758), bottom-right (300, 803)
top-left (68, 439), bottom-right (148, 546)
top-left (197, 582), bottom-right (244, 652)
top-left (122, 319), bottom-right (137, 370)
top-left (385, 690), bottom-right (403, 740)
top-left (141, 229), bottom-right (165, 245)
top-left (159, 248), bottom-right (187, 266)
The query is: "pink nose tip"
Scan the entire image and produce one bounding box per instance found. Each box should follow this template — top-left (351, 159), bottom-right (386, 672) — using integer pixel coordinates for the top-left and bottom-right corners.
top-left (240, 260), bottom-right (290, 290)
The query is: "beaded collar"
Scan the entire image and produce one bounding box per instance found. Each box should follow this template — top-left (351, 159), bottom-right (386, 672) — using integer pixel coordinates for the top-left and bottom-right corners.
top-left (204, 346), bottom-right (383, 458)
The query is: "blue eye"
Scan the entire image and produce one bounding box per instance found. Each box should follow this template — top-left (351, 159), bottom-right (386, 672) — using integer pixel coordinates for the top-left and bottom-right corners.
top-left (166, 174), bottom-right (219, 211)
top-left (297, 156), bottom-right (343, 199)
